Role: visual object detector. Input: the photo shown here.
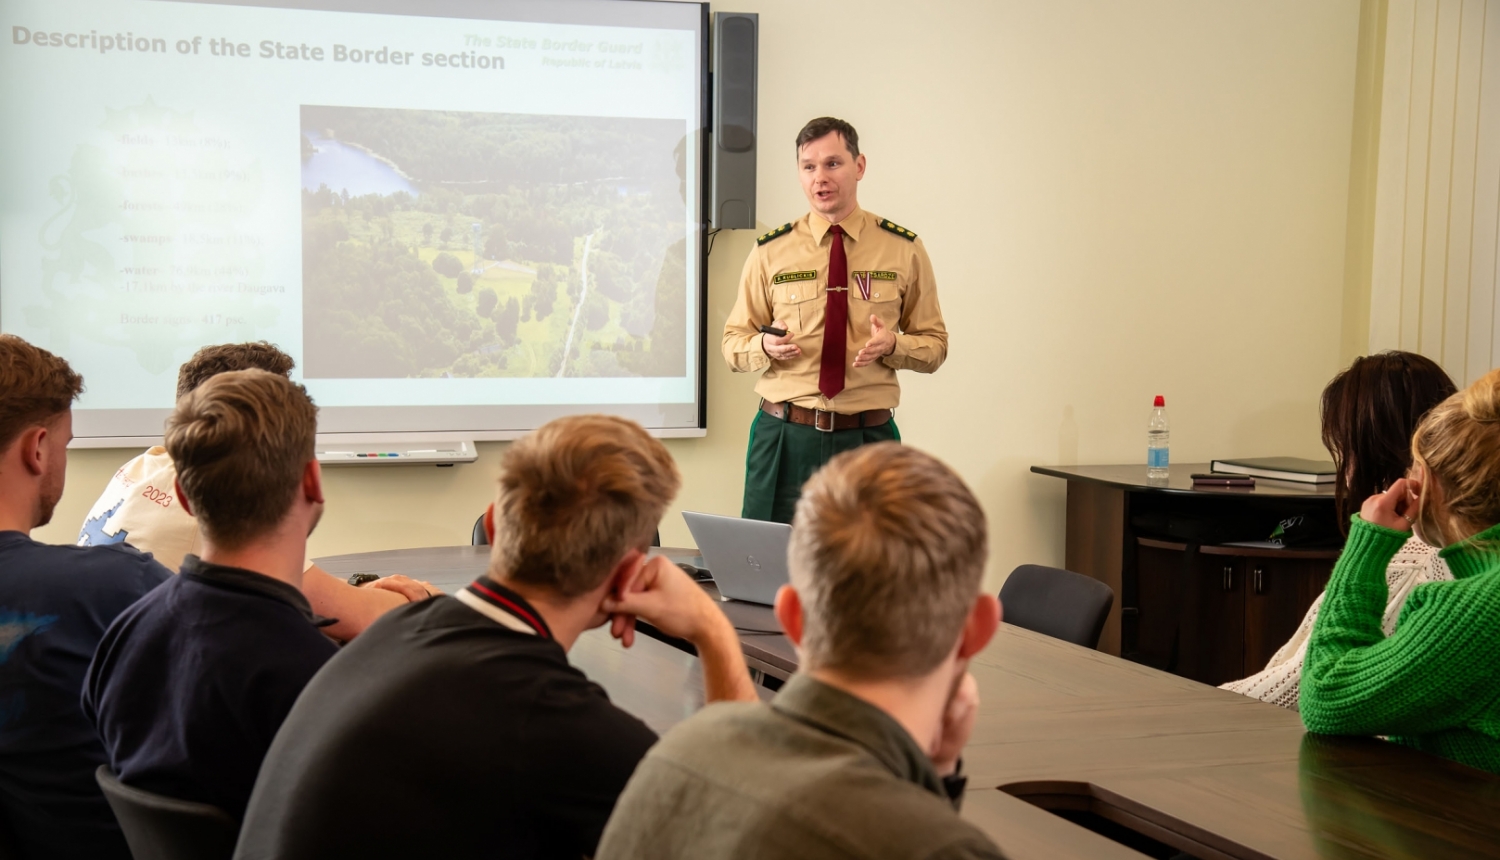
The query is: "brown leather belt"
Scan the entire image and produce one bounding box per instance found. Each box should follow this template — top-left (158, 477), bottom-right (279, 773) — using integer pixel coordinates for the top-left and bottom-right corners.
top-left (760, 400), bottom-right (892, 433)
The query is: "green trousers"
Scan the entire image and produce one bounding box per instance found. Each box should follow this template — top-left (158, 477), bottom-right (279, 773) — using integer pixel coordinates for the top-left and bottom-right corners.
top-left (741, 409), bottom-right (901, 524)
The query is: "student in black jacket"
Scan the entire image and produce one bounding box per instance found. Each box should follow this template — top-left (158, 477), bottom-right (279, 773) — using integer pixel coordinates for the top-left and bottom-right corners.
top-left (83, 369), bottom-right (337, 820)
top-left (235, 414), bottom-right (759, 860)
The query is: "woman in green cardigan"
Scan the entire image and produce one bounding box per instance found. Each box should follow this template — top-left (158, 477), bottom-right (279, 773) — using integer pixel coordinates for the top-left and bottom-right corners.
top-left (1302, 368), bottom-right (1500, 774)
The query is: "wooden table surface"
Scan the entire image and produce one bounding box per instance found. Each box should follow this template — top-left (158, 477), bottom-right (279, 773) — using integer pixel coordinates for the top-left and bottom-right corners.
top-left (318, 546), bottom-right (1500, 859)
top-left (315, 544), bottom-right (799, 678)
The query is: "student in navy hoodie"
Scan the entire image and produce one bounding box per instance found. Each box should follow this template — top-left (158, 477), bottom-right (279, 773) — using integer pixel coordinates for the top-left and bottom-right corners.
top-left (0, 335), bottom-right (169, 860)
top-left (84, 369), bottom-right (339, 821)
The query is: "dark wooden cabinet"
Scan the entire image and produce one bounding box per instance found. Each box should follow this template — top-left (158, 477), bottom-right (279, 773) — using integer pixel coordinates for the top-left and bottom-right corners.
top-left (1241, 550), bottom-right (1335, 673)
top-left (1032, 464), bottom-right (1339, 685)
top-left (1135, 539), bottom-right (1336, 684)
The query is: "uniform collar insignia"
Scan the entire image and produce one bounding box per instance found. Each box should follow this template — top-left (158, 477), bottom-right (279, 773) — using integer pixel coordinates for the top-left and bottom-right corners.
top-left (757, 223), bottom-right (793, 245)
top-left (877, 219), bottom-right (917, 241)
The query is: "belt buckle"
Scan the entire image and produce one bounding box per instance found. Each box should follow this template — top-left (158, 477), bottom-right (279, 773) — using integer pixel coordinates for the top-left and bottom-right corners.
top-left (814, 409), bottom-right (836, 433)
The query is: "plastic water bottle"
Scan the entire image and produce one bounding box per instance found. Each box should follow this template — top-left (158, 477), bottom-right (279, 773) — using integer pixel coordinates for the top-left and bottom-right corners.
top-left (1147, 395), bottom-right (1170, 479)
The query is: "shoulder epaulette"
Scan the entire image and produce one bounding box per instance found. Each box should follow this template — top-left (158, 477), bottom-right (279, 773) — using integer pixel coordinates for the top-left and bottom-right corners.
top-left (877, 219), bottom-right (917, 241)
top-left (757, 223), bottom-right (793, 245)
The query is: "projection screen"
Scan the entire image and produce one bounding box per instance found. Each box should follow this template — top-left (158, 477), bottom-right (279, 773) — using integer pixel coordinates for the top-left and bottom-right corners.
top-left (0, 0), bottom-right (709, 442)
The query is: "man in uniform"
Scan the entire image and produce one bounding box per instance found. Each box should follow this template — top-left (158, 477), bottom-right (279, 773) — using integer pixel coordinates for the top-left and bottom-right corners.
top-left (724, 117), bottom-right (948, 523)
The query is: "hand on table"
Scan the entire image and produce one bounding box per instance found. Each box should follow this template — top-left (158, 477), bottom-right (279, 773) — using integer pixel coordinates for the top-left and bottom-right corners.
top-left (762, 319), bottom-right (801, 361)
top-left (1360, 477), bottom-right (1418, 533)
top-left (930, 671), bottom-right (979, 777)
top-left (602, 555), bottom-right (725, 649)
top-left (363, 574), bottom-right (441, 602)
top-left (853, 315), bottom-right (896, 367)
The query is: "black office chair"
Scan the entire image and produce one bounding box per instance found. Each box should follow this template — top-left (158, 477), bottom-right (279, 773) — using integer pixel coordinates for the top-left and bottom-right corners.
top-left (472, 513), bottom-right (659, 549)
top-left (998, 564), bottom-right (1115, 649)
top-left (95, 766), bottom-right (238, 860)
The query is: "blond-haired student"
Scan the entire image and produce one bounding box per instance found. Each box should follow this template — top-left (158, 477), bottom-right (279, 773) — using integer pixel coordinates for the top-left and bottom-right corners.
top-left (598, 443), bottom-right (1005, 860)
top-left (1302, 367), bottom-right (1500, 774)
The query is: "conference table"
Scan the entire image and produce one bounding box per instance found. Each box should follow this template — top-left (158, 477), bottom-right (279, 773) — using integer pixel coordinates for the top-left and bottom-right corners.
top-left (318, 545), bottom-right (1500, 860)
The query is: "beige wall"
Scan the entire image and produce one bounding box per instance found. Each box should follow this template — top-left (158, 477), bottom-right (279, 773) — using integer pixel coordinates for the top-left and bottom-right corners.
top-left (1341, 0), bottom-right (1389, 364)
top-left (37, 0), bottom-right (1364, 590)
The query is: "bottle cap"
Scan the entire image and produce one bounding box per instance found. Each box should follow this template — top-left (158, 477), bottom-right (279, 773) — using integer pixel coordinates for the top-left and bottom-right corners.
top-left (1153, 395), bottom-right (1165, 407)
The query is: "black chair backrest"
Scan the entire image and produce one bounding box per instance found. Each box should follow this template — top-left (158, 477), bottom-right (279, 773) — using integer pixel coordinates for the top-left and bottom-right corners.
top-left (95, 766), bottom-right (237, 860)
top-left (998, 564), bottom-right (1115, 649)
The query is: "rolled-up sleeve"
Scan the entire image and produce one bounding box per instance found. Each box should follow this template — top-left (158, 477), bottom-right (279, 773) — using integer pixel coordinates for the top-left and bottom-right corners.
top-left (883, 238), bottom-right (947, 373)
top-left (722, 248), bottom-right (772, 373)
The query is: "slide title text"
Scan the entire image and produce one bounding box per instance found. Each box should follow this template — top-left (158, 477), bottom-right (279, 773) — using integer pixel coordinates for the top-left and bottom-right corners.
top-left (11, 26), bottom-right (505, 69)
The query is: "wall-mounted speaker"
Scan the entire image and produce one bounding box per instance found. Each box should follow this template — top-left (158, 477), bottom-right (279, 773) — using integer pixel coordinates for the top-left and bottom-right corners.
top-left (711, 12), bottom-right (757, 230)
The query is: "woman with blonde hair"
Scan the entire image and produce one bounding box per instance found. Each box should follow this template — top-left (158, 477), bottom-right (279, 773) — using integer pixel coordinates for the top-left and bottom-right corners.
top-left (1301, 367), bottom-right (1500, 774)
top-left (1223, 351), bottom-right (1456, 707)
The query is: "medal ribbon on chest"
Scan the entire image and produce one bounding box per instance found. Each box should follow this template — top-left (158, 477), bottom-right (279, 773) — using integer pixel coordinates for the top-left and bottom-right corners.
top-left (853, 272), bottom-right (872, 301)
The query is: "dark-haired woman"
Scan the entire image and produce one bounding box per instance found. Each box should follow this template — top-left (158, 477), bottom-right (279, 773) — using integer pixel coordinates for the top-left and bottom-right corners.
top-left (1302, 367), bottom-right (1500, 772)
top-left (1222, 351), bottom-right (1457, 709)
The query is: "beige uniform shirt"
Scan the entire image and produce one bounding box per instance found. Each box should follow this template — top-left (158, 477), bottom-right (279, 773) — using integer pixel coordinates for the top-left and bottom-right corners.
top-left (722, 207), bottom-right (948, 413)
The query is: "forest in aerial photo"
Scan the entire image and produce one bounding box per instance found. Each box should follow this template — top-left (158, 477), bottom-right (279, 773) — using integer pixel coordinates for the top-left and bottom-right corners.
top-left (299, 104), bottom-right (688, 379)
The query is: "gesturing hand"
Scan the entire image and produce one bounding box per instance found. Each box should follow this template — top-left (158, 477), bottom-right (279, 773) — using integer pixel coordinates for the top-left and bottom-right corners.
top-left (854, 315), bottom-right (896, 367)
top-left (1360, 477), bottom-right (1417, 533)
top-left (762, 319), bottom-right (801, 361)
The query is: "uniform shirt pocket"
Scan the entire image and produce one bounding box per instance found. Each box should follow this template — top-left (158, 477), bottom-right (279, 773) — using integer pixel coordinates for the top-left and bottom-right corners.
top-left (770, 279), bottom-right (822, 333)
top-left (851, 271), bottom-right (903, 332)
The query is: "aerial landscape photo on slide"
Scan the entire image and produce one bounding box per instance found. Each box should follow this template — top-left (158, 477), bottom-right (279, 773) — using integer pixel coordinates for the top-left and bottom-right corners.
top-left (299, 105), bottom-right (688, 380)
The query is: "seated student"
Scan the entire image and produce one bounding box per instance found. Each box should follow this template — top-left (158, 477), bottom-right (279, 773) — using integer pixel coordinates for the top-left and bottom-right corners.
top-left (1224, 351), bottom-right (1457, 708)
top-left (0, 335), bottom-right (170, 860)
top-left (1302, 367), bottom-right (1500, 774)
top-left (83, 369), bottom-right (340, 820)
top-left (597, 443), bottom-right (1006, 860)
top-left (77, 342), bottom-right (432, 639)
top-left (234, 414), bottom-right (758, 860)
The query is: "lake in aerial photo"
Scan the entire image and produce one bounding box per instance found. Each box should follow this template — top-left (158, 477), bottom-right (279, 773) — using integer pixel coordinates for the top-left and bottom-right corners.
top-left (301, 134), bottom-right (417, 198)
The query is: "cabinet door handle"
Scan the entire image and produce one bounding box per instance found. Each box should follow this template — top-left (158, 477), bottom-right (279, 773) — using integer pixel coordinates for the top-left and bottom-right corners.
top-left (1254, 567), bottom-right (1265, 594)
top-left (1223, 566), bottom-right (1234, 591)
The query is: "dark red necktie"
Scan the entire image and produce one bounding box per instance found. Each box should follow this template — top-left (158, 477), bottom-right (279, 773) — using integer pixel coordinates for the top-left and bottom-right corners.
top-left (818, 225), bottom-right (848, 399)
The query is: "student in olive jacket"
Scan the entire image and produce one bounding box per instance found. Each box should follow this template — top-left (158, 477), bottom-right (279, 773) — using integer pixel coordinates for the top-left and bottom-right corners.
top-left (597, 443), bottom-right (1007, 860)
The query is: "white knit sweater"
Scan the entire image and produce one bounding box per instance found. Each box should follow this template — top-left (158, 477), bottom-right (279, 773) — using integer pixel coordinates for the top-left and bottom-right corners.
top-left (1219, 536), bottom-right (1451, 710)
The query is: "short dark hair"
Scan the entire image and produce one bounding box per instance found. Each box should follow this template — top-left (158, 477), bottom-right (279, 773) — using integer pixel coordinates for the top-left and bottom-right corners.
top-left (177, 342), bottom-right (295, 398)
top-left (1321, 350), bottom-right (1457, 531)
top-left (796, 117), bottom-right (859, 159)
top-left (0, 335), bottom-right (83, 451)
top-left (166, 369), bottom-right (318, 549)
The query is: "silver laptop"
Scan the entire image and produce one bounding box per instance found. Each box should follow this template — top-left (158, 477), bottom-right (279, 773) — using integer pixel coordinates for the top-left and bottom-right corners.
top-left (682, 511), bottom-right (791, 605)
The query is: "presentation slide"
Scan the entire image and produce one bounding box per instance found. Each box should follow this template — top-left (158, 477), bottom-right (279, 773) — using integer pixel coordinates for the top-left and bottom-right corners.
top-left (0, 0), bottom-right (706, 440)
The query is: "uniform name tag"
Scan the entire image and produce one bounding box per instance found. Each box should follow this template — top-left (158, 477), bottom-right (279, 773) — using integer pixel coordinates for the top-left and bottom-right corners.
top-left (856, 271), bottom-right (898, 281)
top-left (773, 270), bottom-right (817, 285)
